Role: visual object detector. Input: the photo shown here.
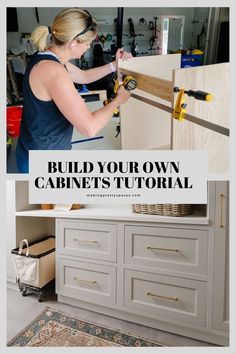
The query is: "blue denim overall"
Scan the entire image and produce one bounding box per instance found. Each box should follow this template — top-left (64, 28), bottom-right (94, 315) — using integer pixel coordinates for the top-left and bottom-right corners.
top-left (16, 52), bottom-right (73, 173)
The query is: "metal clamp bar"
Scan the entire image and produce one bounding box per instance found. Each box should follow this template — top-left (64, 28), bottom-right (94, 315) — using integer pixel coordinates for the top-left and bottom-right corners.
top-left (182, 112), bottom-right (230, 137)
top-left (220, 193), bottom-right (224, 228)
top-left (147, 246), bottom-right (179, 252)
top-left (147, 291), bottom-right (178, 302)
top-left (73, 277), bottom-right (97, 285)
top-left (131, 93), bottom-right (230, 137)
top-left (131, 93), bottom-right (173, 114)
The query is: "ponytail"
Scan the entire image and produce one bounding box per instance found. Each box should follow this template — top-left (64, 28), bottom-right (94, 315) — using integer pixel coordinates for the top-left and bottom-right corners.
top-left (30, 9), bottom-right (97, 51)
top-left (30, 26), bottom-right (51, 51)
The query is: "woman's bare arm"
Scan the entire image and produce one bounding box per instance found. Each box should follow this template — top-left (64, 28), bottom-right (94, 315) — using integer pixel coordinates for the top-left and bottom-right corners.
top-left (66, 61), bottom-right (114, 84)
top-left (66, 49), bottom-right (133, 84)
top-left (46, 64), bottom-right (130, 137)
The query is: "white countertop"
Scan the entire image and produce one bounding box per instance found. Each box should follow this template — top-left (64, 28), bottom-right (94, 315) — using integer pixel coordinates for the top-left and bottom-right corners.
top-left (15, 208), bottom-right (209, 225)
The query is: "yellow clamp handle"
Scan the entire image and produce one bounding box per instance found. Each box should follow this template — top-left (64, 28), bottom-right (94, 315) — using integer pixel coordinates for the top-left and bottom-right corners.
top-left (172, 87), bottom-right (213, 121)
top-left (172, 89), bottom-right (187, 121)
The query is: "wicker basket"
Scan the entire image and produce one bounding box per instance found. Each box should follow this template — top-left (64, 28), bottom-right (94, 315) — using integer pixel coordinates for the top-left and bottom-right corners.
top-left (132, 204), bottom-right (192, 217)
top-left (41, 204), bottom-right (54, 210)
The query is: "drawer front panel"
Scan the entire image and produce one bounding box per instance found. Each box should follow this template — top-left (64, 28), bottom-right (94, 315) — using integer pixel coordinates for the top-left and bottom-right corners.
top-left (125, 226), bottom-right (208, 275)
top-left (124, 269), bottom-right (206, 326)
top-left (57, 219), bottom-right (116, 262)
top-left (57, 258), bottom-right (116, 304)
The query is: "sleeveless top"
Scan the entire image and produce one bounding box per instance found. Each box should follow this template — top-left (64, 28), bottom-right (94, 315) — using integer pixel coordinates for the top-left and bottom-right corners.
top-left (16, 52), bottom-right (73, 173)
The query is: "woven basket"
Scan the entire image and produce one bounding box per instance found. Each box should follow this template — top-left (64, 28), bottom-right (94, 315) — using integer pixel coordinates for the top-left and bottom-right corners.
top-left (41, 204), bottom-right (53, 210)
top-left (132, 204), bottom-right (192, 217)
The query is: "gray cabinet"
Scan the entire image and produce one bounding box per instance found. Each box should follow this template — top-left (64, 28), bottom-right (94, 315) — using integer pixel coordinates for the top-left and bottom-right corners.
top-left (57, 258), bottom-right (117, 305)
top-left (124, 225), bottom-right (209, 275)
top-left (124, 269), bottom-right (207, 325)
top-left (57, 219), bottom-right (117, 262)
top-left (7, 181), bottom-right (229, 345)
top-left (212, 182), bottom-right (229, 331)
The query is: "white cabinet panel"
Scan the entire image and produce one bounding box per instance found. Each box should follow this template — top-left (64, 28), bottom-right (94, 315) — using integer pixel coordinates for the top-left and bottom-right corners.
top-left (119, 54), bottom-right (181, 150)
top-left (173, 64), bottom-right (229, 174)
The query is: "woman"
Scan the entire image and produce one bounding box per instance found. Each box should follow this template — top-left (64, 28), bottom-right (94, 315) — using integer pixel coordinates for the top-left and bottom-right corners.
top-left (16, 8), bottom-right (132, 173)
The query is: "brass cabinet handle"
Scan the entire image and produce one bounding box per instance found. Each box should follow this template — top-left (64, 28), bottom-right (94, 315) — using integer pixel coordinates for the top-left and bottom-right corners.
top-left (147, 291), bottom-right (178, 302)
top-left (220, 193), bottom-right (224, 228)
top-left (74, 238), bottom-right (98, 244)
top-left (147, 246), bottom-right (179, 252)
top-left (73, 277), bottom-right (97, 285)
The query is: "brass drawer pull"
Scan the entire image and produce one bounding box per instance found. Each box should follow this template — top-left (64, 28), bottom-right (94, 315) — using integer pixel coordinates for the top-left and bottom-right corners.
top-left (74, 238), bottom-right (98, 244)
top-left (147, 291), bottom-right (178, 302)
top-left (73, 277), bottom-right (97, 285)
top-left (220, 193), bottom-right (224, 228)
top-left (147, 246), bottom-right (179, 252)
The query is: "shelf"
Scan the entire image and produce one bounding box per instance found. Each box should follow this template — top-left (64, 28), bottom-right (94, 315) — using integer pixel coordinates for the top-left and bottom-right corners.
top-left (15, 208), bottom-right (209, 225)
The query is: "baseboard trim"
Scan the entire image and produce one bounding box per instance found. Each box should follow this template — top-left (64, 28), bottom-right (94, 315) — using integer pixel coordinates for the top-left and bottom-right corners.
top-left (7, 281), bottom-right (19, 291)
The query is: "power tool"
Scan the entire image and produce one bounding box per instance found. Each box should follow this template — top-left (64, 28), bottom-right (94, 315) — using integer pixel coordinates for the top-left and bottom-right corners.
top-left (103, 75), bottom-right (137, 116)
top-left (123, 75), bottom-right (137, 91)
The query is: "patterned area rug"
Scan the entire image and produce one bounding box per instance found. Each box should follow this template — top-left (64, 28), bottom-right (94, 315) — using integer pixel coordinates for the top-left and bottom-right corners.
top-left (8, 307), bottom-right (164, 347)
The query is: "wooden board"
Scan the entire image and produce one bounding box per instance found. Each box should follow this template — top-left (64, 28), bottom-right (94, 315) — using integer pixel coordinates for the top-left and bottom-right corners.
top-left (172, 63), bottom-right (229, 174)
top-left (119, 54), bottom-right (181, 150)
top-left (120, 69), bottom-right (172, 102)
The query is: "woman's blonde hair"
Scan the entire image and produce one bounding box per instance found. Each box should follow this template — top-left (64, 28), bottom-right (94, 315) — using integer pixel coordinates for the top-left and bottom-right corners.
top-left (31, 8), bottom-right (97, 51)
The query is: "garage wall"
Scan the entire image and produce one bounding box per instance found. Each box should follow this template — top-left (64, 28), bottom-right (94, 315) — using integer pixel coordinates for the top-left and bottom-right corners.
top-left (191, 8), bottom-right (209, 50)
top-left (7, 7), bottom-right (195, 63)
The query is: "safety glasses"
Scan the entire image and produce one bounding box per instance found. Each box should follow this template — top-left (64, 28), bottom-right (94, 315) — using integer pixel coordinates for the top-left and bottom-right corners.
top-left (73, 10), bottom-right (97, 41)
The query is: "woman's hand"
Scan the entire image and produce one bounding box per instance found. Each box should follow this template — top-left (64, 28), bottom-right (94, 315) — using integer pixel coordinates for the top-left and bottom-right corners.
top-left (116, 85), bottom-right (131, 105)
top-left (116, 48), bottom-right (133, 61)
top-left (109, 48), bottom-right (133, 73)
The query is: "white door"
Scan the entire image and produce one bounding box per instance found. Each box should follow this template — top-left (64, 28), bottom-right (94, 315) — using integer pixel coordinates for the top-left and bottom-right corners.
top-left (167, 18), bottom-right (183, 53)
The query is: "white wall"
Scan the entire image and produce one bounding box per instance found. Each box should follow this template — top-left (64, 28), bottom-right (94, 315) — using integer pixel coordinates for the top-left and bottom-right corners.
top-left (7, 7), bottom-right (195, 63)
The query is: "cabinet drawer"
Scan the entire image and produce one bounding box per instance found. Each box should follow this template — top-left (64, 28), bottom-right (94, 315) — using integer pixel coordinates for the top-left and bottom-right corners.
top-left (57, 219), bottom-right (116, 262)
top-left (125, 226), bottom-right (208, 275)
top-left (57, 258), bottom-right (116, 304)
top-left (124, 269), bottom-right (206, 326)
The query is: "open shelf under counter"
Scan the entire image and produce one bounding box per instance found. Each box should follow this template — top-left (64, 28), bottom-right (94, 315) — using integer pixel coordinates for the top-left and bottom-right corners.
top-left (15, 208), bottom-right (209, 225)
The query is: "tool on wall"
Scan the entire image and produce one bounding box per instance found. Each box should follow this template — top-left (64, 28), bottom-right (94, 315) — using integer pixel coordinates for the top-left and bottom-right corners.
top-left (139, 17), bottom-right (147, 26)
top-left (149, 20), bottom-right (154, 30)
top-left (149, 16), bottom-right (160, 54)
top-left (128, 18), bottom-right (144, 57)
top-left (106, 33), bottom-right (113, 42)
top-left (99, 34), bottom-right (107, 47)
